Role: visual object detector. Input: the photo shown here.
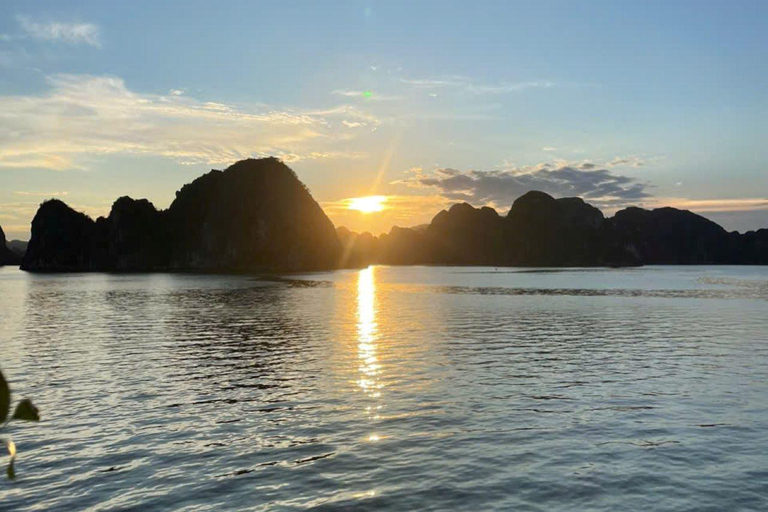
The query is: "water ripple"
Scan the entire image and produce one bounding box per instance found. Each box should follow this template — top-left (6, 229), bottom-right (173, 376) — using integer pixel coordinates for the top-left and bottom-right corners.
top-left (0, 266), bottom-right (766, 511)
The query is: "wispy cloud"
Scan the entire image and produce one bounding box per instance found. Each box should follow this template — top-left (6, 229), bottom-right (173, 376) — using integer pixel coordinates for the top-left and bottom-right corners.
top-left (13, 191), bottom-right (69, 197)
top-left (399, 75), bottom-right (467, 88)
top-left (649, 197), bottom-right (768, 213)
top-left (399, 75), bottom-right (555, 95)
top-left (466, 80), bottom-right (554, 95)
top-left (332, 89), bottom-right (402, 102)
top-left (17, 16), bottom-right (101, 47)
top-left (606, 156), bottom-right (646, 168)
top-left (0, 74), bottom-right (374, 171)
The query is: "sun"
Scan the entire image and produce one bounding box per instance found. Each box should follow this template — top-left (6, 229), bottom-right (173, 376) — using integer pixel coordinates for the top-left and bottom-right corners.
top-left (348, 195), bottom-right (387, 213)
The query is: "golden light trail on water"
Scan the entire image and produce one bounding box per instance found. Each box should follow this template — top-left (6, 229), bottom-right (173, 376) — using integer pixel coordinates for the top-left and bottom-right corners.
top-left (357, 266), bottom-right (379, 394)
top-left (356, 266), bottom-right (382, 442)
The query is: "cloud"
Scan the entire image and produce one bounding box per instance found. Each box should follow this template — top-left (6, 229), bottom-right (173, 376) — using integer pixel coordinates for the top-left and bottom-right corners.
top-left (0, 74), bottom-right (374, 170)
top-left (13, 191), bottom-right (68, 197)
top-left (398, 163), bottom-right (767, 230)
top-left (331, 89), bottom-right (401, 102)
top-left (466, 80), bottom-right (554, 95)
top-left (399, 75), bottom-right (467, 88)
top-left (650, 197), bottom-right (768, 213)
top-left (399, 75), bottom-right (555, 95)
top-left (17, 16), bottom-right (101, 47)
top-left (399, 162), bottom-right (651, 210)
top-left (606, 156), bottom-right (645, 168)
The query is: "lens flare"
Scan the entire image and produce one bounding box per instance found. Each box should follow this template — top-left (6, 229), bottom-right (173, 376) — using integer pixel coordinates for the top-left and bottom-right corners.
top-left (348, 195), bottom-right (387, 213)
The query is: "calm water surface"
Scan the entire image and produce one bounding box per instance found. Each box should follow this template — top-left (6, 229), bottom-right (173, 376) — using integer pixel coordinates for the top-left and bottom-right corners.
top-left (1, 265), bottom-right (767, 511)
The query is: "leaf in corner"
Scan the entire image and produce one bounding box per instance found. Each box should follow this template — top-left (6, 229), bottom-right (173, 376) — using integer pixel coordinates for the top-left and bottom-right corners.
top-left (12, 399), bottom-right (39, 422)
top-left (0, 371), bottom-right (9, 424)
top-left (3, 438), bottom-right (15, 480)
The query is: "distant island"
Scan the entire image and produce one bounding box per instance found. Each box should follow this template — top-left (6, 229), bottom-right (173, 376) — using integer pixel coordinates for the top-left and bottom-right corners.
top-left (0, 224), bottom-right (22, 266)
top-left (2, 157), bottom-right (766, 272)
top-left (340, 191), bottom-right (768, 267)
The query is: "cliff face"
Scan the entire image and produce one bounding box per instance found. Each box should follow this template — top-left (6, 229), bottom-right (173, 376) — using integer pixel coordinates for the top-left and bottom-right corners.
top-left (22, 158), bottom-right (341, 272)
top-left (0, 224), bottom-right (21, 266)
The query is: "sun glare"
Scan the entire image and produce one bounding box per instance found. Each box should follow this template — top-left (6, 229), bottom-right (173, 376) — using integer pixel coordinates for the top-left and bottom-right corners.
top-left (348, 195), bottom-right (387, 213)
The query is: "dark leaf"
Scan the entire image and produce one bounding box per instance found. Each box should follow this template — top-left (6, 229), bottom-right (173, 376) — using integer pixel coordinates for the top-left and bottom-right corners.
top-left (12, 399), bottom-right (39, 422)
top-left (4, 439), bottom-right (16, 480)
top-left (0, 371), bottom-right (9, 424)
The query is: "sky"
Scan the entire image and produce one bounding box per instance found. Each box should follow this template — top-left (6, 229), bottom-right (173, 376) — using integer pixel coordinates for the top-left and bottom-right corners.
top-left (0, 0), bottom-right (766, 240)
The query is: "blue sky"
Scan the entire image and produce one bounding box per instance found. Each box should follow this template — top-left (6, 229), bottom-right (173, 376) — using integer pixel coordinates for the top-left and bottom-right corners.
top-left (0, 0), bottom-right (766, 238)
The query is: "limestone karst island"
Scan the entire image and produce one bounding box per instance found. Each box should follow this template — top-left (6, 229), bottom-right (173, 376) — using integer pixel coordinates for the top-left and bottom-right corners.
top-left (3, 158), bottom-right (766, 272)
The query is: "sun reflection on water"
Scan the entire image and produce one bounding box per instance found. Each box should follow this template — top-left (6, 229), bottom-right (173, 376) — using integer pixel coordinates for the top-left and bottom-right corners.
top-left (356, 266), bottom-right (382, 441)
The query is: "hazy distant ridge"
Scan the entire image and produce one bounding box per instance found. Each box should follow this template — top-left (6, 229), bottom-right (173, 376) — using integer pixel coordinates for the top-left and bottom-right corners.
top-left (0, 224), bottom-right (21, 266)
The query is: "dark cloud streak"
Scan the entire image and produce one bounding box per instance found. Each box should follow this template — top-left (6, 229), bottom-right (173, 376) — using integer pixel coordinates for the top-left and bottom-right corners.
top-left (403, 165), bottom-right (652, 210)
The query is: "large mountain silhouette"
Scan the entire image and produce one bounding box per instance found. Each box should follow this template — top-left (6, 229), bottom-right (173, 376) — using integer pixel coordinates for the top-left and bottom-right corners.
top-left (22, 158), bottom-right (341, 272)
top-left (18, 159), bottom-right (767, 272)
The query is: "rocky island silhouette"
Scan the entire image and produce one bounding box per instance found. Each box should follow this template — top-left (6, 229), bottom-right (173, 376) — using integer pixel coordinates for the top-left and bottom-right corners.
top-left (19, 158), bottom-right (340, 272)
top-left (0, 224), bottom-right (21, 266)
top-left (2, 157), bottom-right (766, 271)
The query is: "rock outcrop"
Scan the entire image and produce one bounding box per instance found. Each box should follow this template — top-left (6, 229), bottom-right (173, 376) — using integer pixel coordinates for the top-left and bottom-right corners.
top-left (22, 158), bottom-right (341, 272)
